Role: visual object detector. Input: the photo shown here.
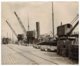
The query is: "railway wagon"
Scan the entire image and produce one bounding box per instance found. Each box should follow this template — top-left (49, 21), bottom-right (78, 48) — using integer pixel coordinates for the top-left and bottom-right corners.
top-left (57, 37), bottom-right (79, 60)
top-left (68, 37), bottom-right (79, 60)
top-left (2, 38), bottom-right (10, 44)
top-left (17, 34), bottom-right (24, 41)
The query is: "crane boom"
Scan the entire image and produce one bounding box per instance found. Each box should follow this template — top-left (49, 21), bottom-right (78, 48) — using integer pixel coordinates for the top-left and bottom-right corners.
top-left (6, 20), bottom-right (17, 37)
top-left (70, 14), bottom-right (79, 24)
top-left (67, 21), bottom-right (79, 35)
top-left (14, 11), bottom-right (26, 33)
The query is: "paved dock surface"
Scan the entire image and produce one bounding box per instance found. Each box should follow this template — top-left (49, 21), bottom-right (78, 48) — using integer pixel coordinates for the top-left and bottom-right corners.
top-left (1, 44), bottom-right (77, 65)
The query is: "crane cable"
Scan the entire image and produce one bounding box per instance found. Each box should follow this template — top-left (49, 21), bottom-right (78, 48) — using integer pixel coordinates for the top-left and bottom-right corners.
top-left (70, 14), bottom-right (79, 25)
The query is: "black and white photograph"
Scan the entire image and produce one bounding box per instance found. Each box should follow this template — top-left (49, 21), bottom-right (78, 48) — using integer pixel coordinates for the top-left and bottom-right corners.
top-left (1, 1), bottom-right (79, 65)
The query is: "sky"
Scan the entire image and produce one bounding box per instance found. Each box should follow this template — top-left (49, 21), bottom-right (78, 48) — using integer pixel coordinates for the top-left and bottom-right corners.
top-left (1, 2), bottom-right (79, 39)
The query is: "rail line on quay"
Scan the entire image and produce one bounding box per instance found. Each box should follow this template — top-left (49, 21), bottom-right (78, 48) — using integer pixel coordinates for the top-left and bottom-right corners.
top-left (7, 44), bottom-right (58, 65)
top-left (7, 45), bottom-right (39, 64)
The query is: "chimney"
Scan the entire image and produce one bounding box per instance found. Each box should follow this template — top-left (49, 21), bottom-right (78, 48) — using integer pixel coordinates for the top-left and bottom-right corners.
top-left (36, 22), bottom-right (40, 39)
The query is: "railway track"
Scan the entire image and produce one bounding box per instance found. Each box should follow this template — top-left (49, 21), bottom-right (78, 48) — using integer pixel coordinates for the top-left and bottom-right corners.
top-left (7, 44), bottom-right (58, 64)
top-left (7, 45), bottom-right (38, 64)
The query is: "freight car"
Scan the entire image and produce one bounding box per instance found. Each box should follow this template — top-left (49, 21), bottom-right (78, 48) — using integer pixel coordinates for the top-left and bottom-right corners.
top-left (2, 38), bottom-right (10, 44)
top-left (57, 36), bottom-right (78, 59)
top-left (68, 36), bottom-right (79, 60)
top-left (17, 34), bottom-right (24, 41)
top-left (17, 34), bottom-right (24, 45)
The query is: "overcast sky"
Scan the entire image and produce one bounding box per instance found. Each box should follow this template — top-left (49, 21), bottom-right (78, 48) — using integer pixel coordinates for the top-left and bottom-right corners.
top-left (1, 2), bottom-right (78, 39)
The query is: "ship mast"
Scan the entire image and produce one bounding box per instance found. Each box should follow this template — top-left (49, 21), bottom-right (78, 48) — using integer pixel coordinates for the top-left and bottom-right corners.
top-left (52, 2), bottom-right (54, 37)
top-left (28, 15), bottom-right (30, 31)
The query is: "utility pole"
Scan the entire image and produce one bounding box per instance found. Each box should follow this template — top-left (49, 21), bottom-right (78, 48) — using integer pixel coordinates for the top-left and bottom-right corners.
top-left (52, 2), bottom-right (54, 37)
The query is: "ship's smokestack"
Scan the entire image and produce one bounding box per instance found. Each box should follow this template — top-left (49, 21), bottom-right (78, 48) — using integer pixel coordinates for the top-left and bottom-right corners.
top-left (36, 22), bottom-right (40, 39)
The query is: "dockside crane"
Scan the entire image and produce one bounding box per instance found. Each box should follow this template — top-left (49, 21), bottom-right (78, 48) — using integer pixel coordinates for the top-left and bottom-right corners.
top-left (6, 20), bottom-right (24, 44)
top-left (57, 15), bottom-right (79, 59)
top-left (14, 11), bottom-right (27, 33)
top-left (6, 20), bottom-right (17, 38)
top-left (67, 20), bottom-right (79, 60)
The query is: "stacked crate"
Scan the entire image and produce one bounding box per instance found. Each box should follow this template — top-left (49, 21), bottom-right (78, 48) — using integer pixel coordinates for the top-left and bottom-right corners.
top-left (68, 38), bottom-right (79, 60)
top-left (57, 38), bottom-right (69, 57)
top-left (69, 45), bottom-right (78, 60)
